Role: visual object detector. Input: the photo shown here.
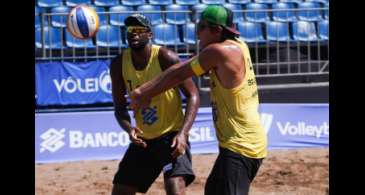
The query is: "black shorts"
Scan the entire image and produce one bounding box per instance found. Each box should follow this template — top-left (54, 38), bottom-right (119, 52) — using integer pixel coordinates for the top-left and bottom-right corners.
top-left (204, 147), bottom-right (263, 195)
top-left (113, 131), bottom-right (195, 193)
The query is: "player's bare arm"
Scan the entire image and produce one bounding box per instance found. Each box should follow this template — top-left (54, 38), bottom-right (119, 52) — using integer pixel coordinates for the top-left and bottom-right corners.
top-left (130, 43), bottom-right (231, 109)
top-left (110, 53), bottom-right (147, 148)
top-left (158, 47), bottom-right (200, 158)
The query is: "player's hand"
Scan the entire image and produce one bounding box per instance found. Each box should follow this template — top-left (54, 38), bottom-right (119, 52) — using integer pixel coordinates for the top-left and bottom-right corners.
top-left (130, 88), bottom-right (151, 111)
top-left (171, 132), bottom-right (188, 159)
top-left (128, 126), bottom-right (147, 148)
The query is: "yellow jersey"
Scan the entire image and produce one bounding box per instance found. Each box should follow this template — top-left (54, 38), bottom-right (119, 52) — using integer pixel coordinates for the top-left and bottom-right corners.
top-left (122, 45), bottom-right (184, 139)
top-left (209, 38), bottom-right (268, 158)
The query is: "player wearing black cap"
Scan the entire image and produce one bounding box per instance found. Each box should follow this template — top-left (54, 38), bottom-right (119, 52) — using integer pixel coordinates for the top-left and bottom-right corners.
top-left (110, 14), bottom-right (200, 195)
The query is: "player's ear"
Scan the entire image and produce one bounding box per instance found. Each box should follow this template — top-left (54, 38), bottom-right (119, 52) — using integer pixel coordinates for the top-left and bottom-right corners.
top-left (147, 31), bottom-right (153, 40)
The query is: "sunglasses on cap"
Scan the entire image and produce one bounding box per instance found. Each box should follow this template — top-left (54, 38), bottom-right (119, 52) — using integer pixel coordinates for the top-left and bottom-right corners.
top-left (127, 26), bottom-right (150, 34)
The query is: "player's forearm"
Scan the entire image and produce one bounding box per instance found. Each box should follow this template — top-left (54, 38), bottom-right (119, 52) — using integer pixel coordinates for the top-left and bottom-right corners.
top-left (114, 109), bottom-right (133, 133)
top-left (180, 94), bottom-right (200, 137)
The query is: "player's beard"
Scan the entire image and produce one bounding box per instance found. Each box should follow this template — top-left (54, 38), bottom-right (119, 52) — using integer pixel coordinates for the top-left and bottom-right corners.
top-left (129, 39), bottom-right (150, 51)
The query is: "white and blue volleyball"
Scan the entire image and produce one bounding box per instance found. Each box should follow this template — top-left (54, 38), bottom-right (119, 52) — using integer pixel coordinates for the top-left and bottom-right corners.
top-left (67, 5), bottom-right (99, 39)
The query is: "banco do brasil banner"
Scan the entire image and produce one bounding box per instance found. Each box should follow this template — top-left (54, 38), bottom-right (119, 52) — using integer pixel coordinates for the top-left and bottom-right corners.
top-left (35, 104), bottom-right (329, 163)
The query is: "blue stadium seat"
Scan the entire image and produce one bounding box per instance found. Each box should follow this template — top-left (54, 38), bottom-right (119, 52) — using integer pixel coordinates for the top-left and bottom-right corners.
top-left (149, 0), bottom-right (173, 6)
top-left (298, 2), bottom-right (322, 21)
top-left (65, 30), bottom-right (95, 48)
top-left (121, 0), bottom-right (146, 6)
top-left (90, 6), bottom-right (109, 24)
top-left (245, 3), bottom-right (270, 23)
top-left (237, 22), bottom-right (265, 43)
top-left (37, 0), bottom-right (63, 8)
top-left (35, 26), bottom-right (64, 49)
top-left (318, 19), bottom-right (328, 40)
top-left (35, 7), bottom-right (41, 27)
top-left (192, 4), bottom-right (208, 22)
top-left (94, 0), bottom-right (119, 7)
top-left (201, 0), bottom-right (225, 4)
top-left (228, 0), bottom-right (251, 4)
top-left (51, 6), bottom-right (70, 28)
top-left (306, 0), bottom-right (328, 3)
top-left (137, 5), bottom-right (163, 25)
top-left (324, 3), bottom-right (328, 19)
top-left (254, 0), bottom-right (278, 3)
top-left (176, 0), bottom-right (199, 5)
top-left (280, 0), bottom-right (303, 3)
top-left (182, 22), bottom-right (196, 44)
top-left (292, 21), bottom-right (318, 41)
top-left (153, 23), bottom-right (183, 46)
top-left (109, 5), bottom-right (134, 26)
top-left (266, 21), bottom-right (291, 41)
top-left (96, 25), bottom-right (125, 47)
top-left (65, 0), bottom-right (91, 7)
top-left (223, 4), bottom-right (244, 23)
top-left (272, 2), bottom-right (297, 22)
top-left (165, 5), bottom-right (190, 25)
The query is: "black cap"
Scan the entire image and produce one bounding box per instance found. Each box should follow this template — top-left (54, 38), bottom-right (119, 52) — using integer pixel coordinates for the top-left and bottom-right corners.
top-left (124, 14), bottom-right (152, 30)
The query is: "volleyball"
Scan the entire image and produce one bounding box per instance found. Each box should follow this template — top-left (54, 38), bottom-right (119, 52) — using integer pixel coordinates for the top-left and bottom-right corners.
top-left (67, 5), bottom-right (99, 39)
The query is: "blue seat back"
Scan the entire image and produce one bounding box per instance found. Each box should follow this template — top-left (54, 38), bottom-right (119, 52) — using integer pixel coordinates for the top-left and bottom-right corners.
top-left (237, 22), bottom-right (265, 43)
top-left (65, 29), bottom-right (95, 48)
top-left (149, 0), bottom-right (173, 6)
top-left (166, 5), bottom-right (190, 25)
top-left (182, 23), bottom-right (196, 44)
top-left (272, 3), bottom-right (297, 22)
top-left (224, 4), bottom-right (244, 23)
top-left (298, 2), bottom-right (322, 21)
top-left (318, 20), bottom-right (328, 40)
top-left (96, 25), bottom-right (125, 47)
top-left (153, 23), bottom-right (182, 45)
top-left (121, 0), bottom-right (146, 6)
top-left (137, 5), bottom-right (163, 25)
top-left (35, 26), bottom-right (64, 49)
top-left (266, 21), bottom-right (291, 41)
top-left (245, 3), bottom-right (270, 22)
top-left (51, 6), bottom-right (70, 28)
top-left (292, 21), bottom-right (318, 41)
top-left (109, 6), bottom-right (135, 26)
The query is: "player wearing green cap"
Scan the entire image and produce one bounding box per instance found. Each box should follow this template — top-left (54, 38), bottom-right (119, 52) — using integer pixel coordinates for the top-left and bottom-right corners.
top-left (130, 5), bottom-right (268, 195)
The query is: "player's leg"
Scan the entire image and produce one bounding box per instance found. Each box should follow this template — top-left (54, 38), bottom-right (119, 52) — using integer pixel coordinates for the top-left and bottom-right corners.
top-left (164, 176), bottom-right (186, 195)
top-left (112, 143), bottom-right (162, 194)
top-left (158, 134), bottom-right (195, 195)
top-left (205, 147), bottom-right (263, 195)
top-left (111, 184), bottom-right (137, 195)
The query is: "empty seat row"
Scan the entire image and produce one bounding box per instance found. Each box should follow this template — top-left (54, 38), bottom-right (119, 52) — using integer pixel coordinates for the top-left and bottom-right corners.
top-left (36, 0), bottom-right (329, 8)
top-left (35, 2), bottom-right (328, 28)
top-left (35, 20), bottom-right (328, 49)
top-left (239, 20), bottom-right (328, 42)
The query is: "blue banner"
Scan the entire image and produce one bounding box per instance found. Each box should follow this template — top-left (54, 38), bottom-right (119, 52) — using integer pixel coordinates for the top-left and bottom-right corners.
top-left (35, 104), bottom-right (329, 163)
top-left (36, 60), bottom-right (112, 106)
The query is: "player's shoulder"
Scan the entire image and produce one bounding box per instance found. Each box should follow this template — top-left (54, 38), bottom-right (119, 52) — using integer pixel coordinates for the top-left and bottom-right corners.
top-left (204, 42), bottom-right (237, 58)
top-left (110, 50), bottom-right (126, 72)
top-left (158, 46), bottom-right (179, 61)
top-left (157, 46), bottom-right (180, 70)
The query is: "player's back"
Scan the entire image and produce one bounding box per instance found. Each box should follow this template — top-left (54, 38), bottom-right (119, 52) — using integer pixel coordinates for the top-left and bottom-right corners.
top-left (209, 38), bottom-right (267, 159)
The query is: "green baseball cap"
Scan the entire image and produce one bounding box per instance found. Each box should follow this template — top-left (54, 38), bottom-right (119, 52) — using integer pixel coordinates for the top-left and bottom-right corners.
top-left (200, 5), bottom-right (240, 36)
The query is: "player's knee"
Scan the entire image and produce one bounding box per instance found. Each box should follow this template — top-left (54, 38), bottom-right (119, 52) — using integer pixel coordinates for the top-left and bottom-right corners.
top-left (111, 184), bottom-right (137, 195)
top-left (164, 176), bottom-right (186, 195)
